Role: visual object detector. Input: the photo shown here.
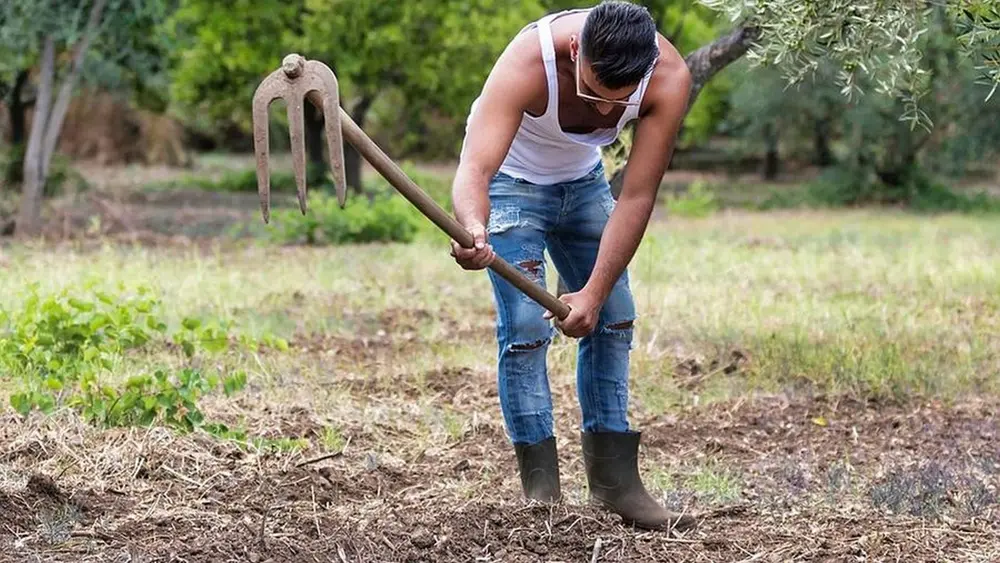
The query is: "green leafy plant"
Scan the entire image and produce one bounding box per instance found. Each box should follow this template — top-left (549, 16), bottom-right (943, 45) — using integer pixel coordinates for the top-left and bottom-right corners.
top-left (664, 180), bottom-right (719, 218)
top-left (75, 367), bottom-right (247, 431)
top-left (1, 284), bottom-right (163, 415)
top-left (265, 191), bottom-right (422, 246)
top-left (0, 283), bottom-right (254, 433)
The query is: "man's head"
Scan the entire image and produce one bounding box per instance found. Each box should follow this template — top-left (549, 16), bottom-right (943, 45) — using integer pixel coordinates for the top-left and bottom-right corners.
top-left (571, 1), bottom-right (659, 112)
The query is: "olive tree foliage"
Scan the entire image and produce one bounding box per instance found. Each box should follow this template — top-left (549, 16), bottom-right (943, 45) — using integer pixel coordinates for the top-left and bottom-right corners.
top-left (723, 2), bottom-right (1000, 200)
top-left (699, 0), bottom-right (1000, 130)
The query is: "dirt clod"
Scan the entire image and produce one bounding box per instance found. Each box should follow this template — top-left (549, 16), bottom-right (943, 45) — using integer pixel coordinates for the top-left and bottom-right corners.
top-left (26, 473), bottom-right (61, 499)
top-left (410, 529), bottom-right (435, 549)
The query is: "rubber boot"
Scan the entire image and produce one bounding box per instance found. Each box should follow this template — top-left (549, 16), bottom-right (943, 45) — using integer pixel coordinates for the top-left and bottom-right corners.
top-left (581, 430), bottom-right (696, 532)
top-left (513, 436), bottom-right (561, 502)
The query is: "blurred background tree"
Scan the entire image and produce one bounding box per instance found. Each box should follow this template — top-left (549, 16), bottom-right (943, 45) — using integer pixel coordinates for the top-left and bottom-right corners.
top-left (721, 2), bottom-right (1000, 204)
top-left (1, 0), bottom-right (175, 236)
top-left (168, 0), bottom-right (548, 194)
top-left (0, 0), bottom-right (998, 238)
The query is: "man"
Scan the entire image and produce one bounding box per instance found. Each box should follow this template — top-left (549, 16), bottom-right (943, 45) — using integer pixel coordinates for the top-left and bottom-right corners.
top-left (450, 1), bottom-right (693, 531)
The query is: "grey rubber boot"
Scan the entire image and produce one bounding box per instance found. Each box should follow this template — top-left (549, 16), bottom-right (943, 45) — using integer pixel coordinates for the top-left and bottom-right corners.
top-left (581, 430), bottom-right (696, 532)
top-left (514, 436), bottom-right (561, 502)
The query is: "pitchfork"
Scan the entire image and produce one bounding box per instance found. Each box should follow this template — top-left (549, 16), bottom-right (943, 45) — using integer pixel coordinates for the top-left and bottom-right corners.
top-left (252, 54), bottom-right (571, 321)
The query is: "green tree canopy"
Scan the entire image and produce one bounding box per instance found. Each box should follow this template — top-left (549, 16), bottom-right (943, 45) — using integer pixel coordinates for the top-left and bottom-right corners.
top-left (168, 0), bottom-right (546, 188)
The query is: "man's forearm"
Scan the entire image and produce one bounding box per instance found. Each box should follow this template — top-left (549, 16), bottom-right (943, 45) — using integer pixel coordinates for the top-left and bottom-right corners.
top-left (451, 164), bottom-right (492, 230)
top-left (582, 193), bottom-right (656, 303)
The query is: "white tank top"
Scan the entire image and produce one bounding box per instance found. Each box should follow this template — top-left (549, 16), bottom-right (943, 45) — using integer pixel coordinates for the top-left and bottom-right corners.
top-left (463, 9), bottom-right (652, 185)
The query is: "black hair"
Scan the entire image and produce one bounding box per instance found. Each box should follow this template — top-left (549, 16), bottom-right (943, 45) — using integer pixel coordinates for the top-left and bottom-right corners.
top-left (580, 1), bottom-right (659, 90)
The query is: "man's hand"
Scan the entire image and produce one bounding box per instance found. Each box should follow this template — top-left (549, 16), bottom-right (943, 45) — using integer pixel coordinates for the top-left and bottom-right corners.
top-left (544, 289), bottom-right (601, 338)
top-left (450, 222), bottom-right (496, 270)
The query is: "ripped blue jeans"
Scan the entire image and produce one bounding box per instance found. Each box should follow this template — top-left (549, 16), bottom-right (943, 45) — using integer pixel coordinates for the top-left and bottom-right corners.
top-left (485, 162), bottom-right (636, 446)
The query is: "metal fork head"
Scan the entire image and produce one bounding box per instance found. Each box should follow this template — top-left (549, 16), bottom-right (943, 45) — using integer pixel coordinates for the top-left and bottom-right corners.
top-left (252, 53), bottom-right (348, 223)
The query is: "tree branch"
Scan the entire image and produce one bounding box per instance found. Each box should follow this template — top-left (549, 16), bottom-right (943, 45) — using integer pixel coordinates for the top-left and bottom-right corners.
top-left (40, 0), bottom-right (109, 174)
top-left (602, 25), bottom-right (761, 201)
top-left (683, 25), bottom-right (760, 110)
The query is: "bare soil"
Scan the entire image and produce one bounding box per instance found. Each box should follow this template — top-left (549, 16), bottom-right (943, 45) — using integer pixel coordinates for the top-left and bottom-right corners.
top-left (2, 393), bottom-right (998, 562)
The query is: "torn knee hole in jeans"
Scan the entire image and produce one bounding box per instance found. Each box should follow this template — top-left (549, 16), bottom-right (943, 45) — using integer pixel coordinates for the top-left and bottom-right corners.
top-left (509, 337), bottom-right (550, 352)
top-left (518, 259), bottom-right (543, 280)
top-left (598, 318), bottom-right (635, 338)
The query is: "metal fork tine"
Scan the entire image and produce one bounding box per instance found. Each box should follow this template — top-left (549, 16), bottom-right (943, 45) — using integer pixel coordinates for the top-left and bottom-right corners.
top-left (251, 53), bottom-right (572, 321)
top-left (252, 75), bottom-right (284, 224)
top-left (286, 94), bottom-right (308, 215)
top-left (324, 98), bottom-right (347, 208)
top-left (307, 61), bottom-right (348, 208)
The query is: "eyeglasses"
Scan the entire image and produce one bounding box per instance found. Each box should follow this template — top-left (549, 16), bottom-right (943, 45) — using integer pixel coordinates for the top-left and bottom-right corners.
top-left (573, 48), bottom-right (643, 107)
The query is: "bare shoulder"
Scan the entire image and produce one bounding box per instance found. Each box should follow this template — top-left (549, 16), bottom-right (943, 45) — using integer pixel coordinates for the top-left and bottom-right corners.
top-left (481, 27), bottom-right (548, 113)
top-left (641, 37), bottom-right (692, 116)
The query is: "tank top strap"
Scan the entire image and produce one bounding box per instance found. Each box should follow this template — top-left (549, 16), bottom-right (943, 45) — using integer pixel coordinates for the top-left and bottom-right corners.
top-left (535, 15), bottom-right (560, 118)
top-left (618, 68), bottom-right (654, 127)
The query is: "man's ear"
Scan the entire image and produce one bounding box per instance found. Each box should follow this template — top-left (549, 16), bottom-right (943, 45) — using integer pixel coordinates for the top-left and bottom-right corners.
top-left (569, 34), bottom-right (579, 62)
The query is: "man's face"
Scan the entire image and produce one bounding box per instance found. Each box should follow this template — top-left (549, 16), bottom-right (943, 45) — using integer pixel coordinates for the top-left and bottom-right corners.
top-left (571, 36), bottom-right (641, 115)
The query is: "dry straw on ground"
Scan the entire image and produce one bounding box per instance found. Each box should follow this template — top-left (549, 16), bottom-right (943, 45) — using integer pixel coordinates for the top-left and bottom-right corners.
top-left (2, 395), bottom-right (999, 562)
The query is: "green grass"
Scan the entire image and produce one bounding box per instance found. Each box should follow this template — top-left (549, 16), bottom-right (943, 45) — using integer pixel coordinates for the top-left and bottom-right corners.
top-left (687, 464), bottom-right (744, 504)
top-left (676, 170), bottom-right (1000, 214)
top-left (628, 211), bottom-right (1000, 404)
top-left (2, 209), bottom-right (998, 415)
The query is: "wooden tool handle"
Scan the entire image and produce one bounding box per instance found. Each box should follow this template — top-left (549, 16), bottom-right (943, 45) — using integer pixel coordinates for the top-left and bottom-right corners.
top-left (305, 91), bottom-right (570, 320)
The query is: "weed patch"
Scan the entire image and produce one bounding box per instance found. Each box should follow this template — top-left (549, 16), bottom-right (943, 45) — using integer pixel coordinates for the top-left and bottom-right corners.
top-left (262, 191), bottom-right (423, 246)
top-left (869, 461), bottom-right (998, 519)
top-left (0, 283), bottom-right (283, 436)
top-left (686, 465), bottom-right (743, 504)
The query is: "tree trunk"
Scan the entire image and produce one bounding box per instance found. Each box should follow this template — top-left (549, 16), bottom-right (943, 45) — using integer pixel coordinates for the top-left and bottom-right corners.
top-left (345, 94), bottom-right (375, 195)
top-left (3, 69), bottom-right (30, 188)
top-left (9, 69), bottom-right (29, 145)
top-left (813, 117), bottom-right (834, 167)
top-left (763, 123), bottom-right (779, 180)
top-left (304, 99), bottom-right (327, 187)
top-left (344, 140), bottom-right (361, 197)
top-left (17, 38), bottom-right (55, 237)
top-left (15, 0), bottom-right (107, 238)
top-left (609, 167), bottom-right (625, 200)
top-left (684, 25), bottom-right (759, 110)
top-left (40, 0), bottom-right (107, 176)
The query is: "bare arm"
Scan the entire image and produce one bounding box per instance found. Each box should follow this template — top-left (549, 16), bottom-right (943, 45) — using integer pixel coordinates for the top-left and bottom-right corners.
top-left (450, 34), bottom-right (545, 269)
top-left (582, 64), bottom-right (692, 304)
